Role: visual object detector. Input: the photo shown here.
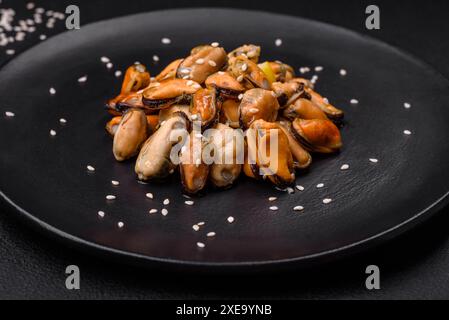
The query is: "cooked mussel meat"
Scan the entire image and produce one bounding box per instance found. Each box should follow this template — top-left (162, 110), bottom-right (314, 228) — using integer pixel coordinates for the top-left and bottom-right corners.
top-left (142, 79), bottom-right (200, 110)
top-left (239, 88), bottom-right (279, 128)
top-left (291, 118), bottom-right (342, 153)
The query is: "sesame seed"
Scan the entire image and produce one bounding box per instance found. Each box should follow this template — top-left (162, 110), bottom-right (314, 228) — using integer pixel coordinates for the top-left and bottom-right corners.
top-left (187, 80), bottom-right (194, 86)
top-left (207, 232), bottom-right (216, 237)
top-left (26, 3), bottom-right (35, 10)
top-left (192, 224), bottom-right (200, 231)
top-left (152, 55), bottom-right (159, 62)
top-left (237, 75), bottom-right (244, 82)
top-left (193, 83), bottom-right (202, 89)
top-left (6, 49), bottom-right (15, 55)
top-left (117, 221), bottom-right (124, 228)
top-left (249, 108), bottom-right (259, 114)
top-left (185, 200), bottom-right (194, 206)
top-left (403, 130), bottom-right (412, 135)
top-left (208, 60), bottom-right (217, 67)
top-left (190, 114), bottom-right (198, 120)
top-left (106, 195), bottom-right (116, 200)
top-left (196, 242), bottom-right (205, 248)
top-left (39, 34), bottom-right (46, 40)
top-left (369, 158), bottom-right (378, 163)
top-left (106, 62), bottom-right (113, 69)
top-left (59, 118), bottom-right (67, 124)
top-left (287, 187), bottom-right (295, 194)
top-left (111, 180), bottom-right (120, 186)
top-left (350, 99), bottom-right (359, 104)
top-left (211, 42), bottom-right (220, 47)
top-left (316, 183), bottom-right (324, 188)
top-left (180, 68), bottom-right (190, 74)
top-left (97, 211), bottom-right (105, 218)
top-left (49, 87), bottom-right (56, 95)
top-left (195, 58), bottom-right (204, 65)
top-left (77, 75), bottom-right (87, 83)
top-left (163, 198), bottom-right (170, 205)
top-left (5, 111), bottom-right (15, 117)
top-left (269, 206), bottom-right (279, 211)
top-left (49, 129), bottom-right (56, 136)
top-left (100, 56), bottom-right (110, 63)
top-left (227, 216), bottom-right (234, 223)
top-left (404, 102), bottom-right (411, 109)
top-left (149, 209), bottom-right (158, 214)
top-left (268, 197), bottom-right (277, 201)
top-left (114, 70), bottom-right (122, 77)
top-left (315, 66), bottom-right (323, 72)
top-left (339, 69), bottom-right (347, 76)
top-left (161, 208), bottom-right (168, 216)
top-left (299, 67), bottom-right (310, 74)
top-left (241, 63), bottom-right (248, 71)
top-left (161, 37), bottom-right (171, 44)
top-left (275, 38), bottom-right (283, 46)
top-left (293, 206), bottom-right (304, 211)
top-left (296, 185), bottom-right (305, 191)
top-left (197, 221), bottom-right (205, 226)
top-left (87, 165), bottom-right (95, 172)
top-left (145, 193), bottom-right (153, 199)
top-left (340, 164), bottom-right (350, 170)
top-left (183, 194), bottom-right (191, 199)
top-left (238, 93), bottom-right (244, 100)
top-left (323, 198), bottom-right (332, 204)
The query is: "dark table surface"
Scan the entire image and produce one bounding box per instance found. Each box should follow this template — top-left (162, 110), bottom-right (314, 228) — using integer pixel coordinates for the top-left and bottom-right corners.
top-left (1, 0), bottom-right (449, 299)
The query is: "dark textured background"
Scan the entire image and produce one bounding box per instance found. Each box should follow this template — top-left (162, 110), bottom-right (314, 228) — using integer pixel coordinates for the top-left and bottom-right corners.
top-left (0, 0), bottom-right (448, 299)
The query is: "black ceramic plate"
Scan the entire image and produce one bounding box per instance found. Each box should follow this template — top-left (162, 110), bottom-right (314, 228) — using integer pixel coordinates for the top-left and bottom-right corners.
top-left (1, 8), bottom-right (449, 272)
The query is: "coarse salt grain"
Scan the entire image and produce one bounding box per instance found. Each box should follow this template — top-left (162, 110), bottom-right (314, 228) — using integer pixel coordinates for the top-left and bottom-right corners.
top-left (275, 38), bottom-right (282, 46)
top-left (207, 232), bottom-right (216, 237)
top-left (149, 209), bottom-right (158, 214)
top-left (185, 200), bottom-right (194, 206)
top-left (340, 164), bottom-right (350, 170)
top-left (369, 158), bottom-right (378, 163)
top-left (403, 130), bottom-right (412, 135)
top-left (296, 185), bottom-right (305, 191)
top-left (87, 165), bottom-right (95, 172)
top-left (111, 180), bottom-right (120, 186)
top-left (77, 75), bottom-right (87, 83)
top-left (197, 242), bottom-right (205, 248)
top-left (97, 211), bottom-right (105, 218)
top-left (161, 37), bottom-right (171, 44)
top-left (114, 70), bottom-right (122, 77)
top-left (50, 129), bottom-right (56, 136)
top-left (163, 198), bottom-right (170, 205)
top-left (106, 195), bottom-right (116, 200)
top-left (268, 197), bottom-right (277, 202)
top-left (227, 216), bottom-right (234, 223)
top-left (323, 198), bottom-right (332, 204)
top-left (5, 111), bottom-right (15, 117)
top-left (293, 206), bottom-right (304, 211)
top-left (269, 206), bottom-right (279, 211)
top-left (161, 208), bottom-right (168, 216)
top-left (117, 221), bottom-right (124, 228)
top-left (49, 87), bottom-right (56, 95)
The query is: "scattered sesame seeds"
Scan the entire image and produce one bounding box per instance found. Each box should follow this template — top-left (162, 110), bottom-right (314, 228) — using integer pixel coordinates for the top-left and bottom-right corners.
top-left (146, 192), bottom-right (153, 199)
top-left (106, 62), bottom-right (113, 69)
top-left (404, 102), bottom-right (411, 109)
top-left (87, 165), bottom-right (95, 172)
top-left (77, 75), bottom-right (87, 83)
top-left (293, 206), bottom-right (304, 211)
top-left (163, 198), bottom-right (170, 205)
top-left (161, 37), bottom-right (171, 44)
top-left (211, 42), bottom-right (220, 47)
top-left (350, 99), bottom-right (359, 104)
top-left (316, 183), bottom-right (324, 189)
top-left (207, 232), bottom-right (216, 237)
top-left (100, 56), bottom-right (110, 63)
top-left (369, 158), bottom-right (379, 163)
top-left (296, 185), bottom-right (305, 191)
top-left (97, 211), bottom-right (105, 218)
top-left (5, 111), bottom-right (15, 117)
top-left (49, 129), bottom-right (56, 136)
top-left (196, 242), bottom-right (205, 248)
top-left (117, 221), bottom-right (124, 228)
top-left (268, 197), bottom-right (277, 202)
top-left (269, 206), bottom-right (279, 211)
top-left (275, 38), bottom-right (283, 46)
top-left (49, 87), bottom-right (56, 95)
top-left (339, 69), bottom-right (347, 76)
top-left (403, 130), bottom-right (412, 135)
top-left (152, 54), bottom-right (159, 62)
top-left (208, 60), bottom-right (217, 67)
top-left (111, 180), bottom-right (120, 186)
top-left (106, 195), bottom-right (116, 200)
top-left (340, 164), bottom-right (350, 170)
top-left (161, 208), bottom-right (168, 216)
top-left (185, 200), bottom-right (194, 206)
top-left (59, 118), bottom-right (67, 124)
top-left (149, 209), bottom-right (158, 214)
top-left (114, 70), bottom-right (122, 77)
top-left (315, 66), bottom-right (324, 72)
top-left (192, 224), bottom-right (200, 231)
top-left (227, 216), bottom-right (235, 223)
top-left (322, 198), bottom-right (332, 204)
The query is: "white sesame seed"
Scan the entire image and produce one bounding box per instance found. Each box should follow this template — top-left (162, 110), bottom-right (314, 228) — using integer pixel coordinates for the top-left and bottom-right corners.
top-left (369, 158), bottom-right (379, 163)
top-left (190, 114), bottom-right (199, 121)
top-left (100, 56), bottom-right (110, 63)
top-left (49, 87), bottom-right (56, 95)
top-left (114, 70), bottom-right (122, 77)
top-left (275, 38), bottom-right (283, 46)
top-left (39, 34), bottom-right (46, 40)
top-left (196, 242), bottom-right (205, 248)
top-left (87, 165), bottom-right (95, 172)
top-left (197, 221), bottom-right (205, 226)
top-left (180, 68), bottom-right (190, 74)
top-left (268, 197), bottom-right (277, 201)
top-left (111, 180), bottom-right (120, 186)
top-left (161, 208), bottom-right (168, 216)
top-left (315, 66), bottom-right (323, 72)
top-left (299, 67), bottom-right (310, 74)
top-left (59, 118), bottom-right (67, 124)
top-left (77, 75), bottom-right (87, 83)
top-left (207, 232), bottom-right (216, 237)
top-left (227, 216), bottom-right (234, 223)
top-left (293, 206), bottom-right (304, 211)
top-left (161, 37), bottom-right (171, 44)
top-left (340, 164), bottom-right (350, 170)
top-left (195, 58), bottom-right (204, 65)
top-left (97, 211), bottom-right (105, 218)
top-left (241, 63), bottom-right (248, 71)
top-left (237, 75), bottom-right (244, 82)
top-left (106, 195), bottom-right (116, 200)
top-left (117, 221), bottom-right (124, 228)
top-left (323, 198), bottom-right (332, 204)
top-left (26, 2), bottom-right (35, 10)
top-left (287, 187), bottom-right (295, 194)
top-left (238, 93), bottom-right (244, 100)
top-left (144, 193), bottom-right (153, 199)
top-left (163, 198), bottom-right (170, 205)
top-left (249, 108), bottom-right (259, 114)
top-left (183, 194), bottom-right (191, 199)
top-left (106, 62), bottom-right (113, 69)
top-left (350, 99), bottom-right (359, 104)
top-left (339, 69), bottom-right (347, 76)
top-left (403, 130), bottom-right (412, 135)
top-left (208, 60), bottom-right (217, 67)
top-left (211, 42), bottom-right (220, 47)
top-left (186, 80), bottom-right (194, 86)
top-left (269, 206), bottom-right (279, 211)
top-left (193, 83), bottom-right (201, 89)
top-left (5, 111), bottom-right (15, 117)
top-left (404, 102), bottom-right (411, 109)
top-left (49, 129), bottom-right (56, 136)
top-left (149, 209), bottom-right (158, 214)
top-left (192, 224), bottom-right (200, 231)
top-left (185, 200), bottom-right (194, 206)
top-left (6, 49), bottom-right (15, 55)
top-left (322, 97), bottom-right (329, 105)
top-left (152, 54), bottom-right (159, 62)
top-left (296, 185), bottom-right (305, 191)
top-left (316, 183), bottom-right (324, 188)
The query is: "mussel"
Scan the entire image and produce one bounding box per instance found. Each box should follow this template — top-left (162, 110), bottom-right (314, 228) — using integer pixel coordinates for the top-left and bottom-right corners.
top-left (205, 71), bottom-right (245, 99)
top-left (305, 88), bottom-right (344, 121)
top-left (239, 88), bottom-right (279, 129)
top-left (228, 44), bottom-right (261, 63)
top-left (277, 121), bottom-right (312, 169)
top-left (282, 98), bottom-right (328, 121)
top-left (264, 61), bottom-right (295, 82)
top-left (272, 80), bottom-right (306, 108)
top-left (190, 88), bottom-right (219, 128)
top-left (227, 56), bottom-right (272, 90)
top-left (291, 118), bottom-right (342, 153)
top-left (219, 99), bottom-right (240, 128)
top-left (113, 109), bottom-right (149, 161)
top-left (159, 105), bottom-right (191, 124)
top-left (155, 59), bottom-right (183, 82)
top-left (135, 112), bottom-right (190, 180)
top-left (106, 114), bottom-right (159, 136)
top-left (142, 79), bottom-right (200, 110)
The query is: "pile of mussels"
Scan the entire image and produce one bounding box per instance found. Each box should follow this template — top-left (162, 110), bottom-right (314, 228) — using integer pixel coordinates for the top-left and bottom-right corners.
top-left (105, 44), bottom-right (343, 194)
